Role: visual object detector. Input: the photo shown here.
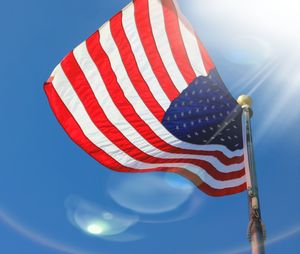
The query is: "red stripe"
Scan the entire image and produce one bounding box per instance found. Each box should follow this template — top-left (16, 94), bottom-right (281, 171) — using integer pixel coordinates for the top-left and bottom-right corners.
top-left (60, 52), bottom-right (156, 162)
top-left (134, 0), bottom-right (179, 101)
top-left (44, 81), bottom-right (246, 196)
top-left (173, 2), bottom-right (215, 74)
top-left (86, 31), bottom-right (243, 166)
top-left (200, 182), bottom-right (246, 196)
top-left (110, 12), bottom-right (165, 121)
top-left (161, 0), bottom-right (196, 84)
top-left (173, 169), bottom-right (247, 196)
top-left (197, 38), bottom-right (215, 74)
top-left (44, 81), bottom-right (143, 173)
top-left (60, 50), bottom-right (244, 181)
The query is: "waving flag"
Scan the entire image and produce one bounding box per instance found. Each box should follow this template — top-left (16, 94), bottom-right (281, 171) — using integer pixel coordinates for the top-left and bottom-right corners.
top-left (44, 0), bottom-right (246, 196)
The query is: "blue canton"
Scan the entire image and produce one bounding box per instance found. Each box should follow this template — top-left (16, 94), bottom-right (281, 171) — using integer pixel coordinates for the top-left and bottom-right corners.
top-left (162, 69), bottom-right (243, 151)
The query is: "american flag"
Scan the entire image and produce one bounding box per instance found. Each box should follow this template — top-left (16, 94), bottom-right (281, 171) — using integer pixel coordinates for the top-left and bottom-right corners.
top-left (44, 0), bottom-right (247, 196)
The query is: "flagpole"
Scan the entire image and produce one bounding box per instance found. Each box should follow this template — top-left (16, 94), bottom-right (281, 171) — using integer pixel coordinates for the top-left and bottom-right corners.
top-left (237, 95), bottom-right (266, 254)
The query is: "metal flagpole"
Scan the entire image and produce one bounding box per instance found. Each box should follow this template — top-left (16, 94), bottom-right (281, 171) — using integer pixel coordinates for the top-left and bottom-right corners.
top-left (237, 95), bottom-right (266, 254)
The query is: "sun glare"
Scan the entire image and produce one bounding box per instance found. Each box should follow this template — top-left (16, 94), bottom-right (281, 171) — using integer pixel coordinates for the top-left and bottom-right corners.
top-left (185, 0), bottom-right (300, 138)
top-left (187, 0), bottom-right (300, 45)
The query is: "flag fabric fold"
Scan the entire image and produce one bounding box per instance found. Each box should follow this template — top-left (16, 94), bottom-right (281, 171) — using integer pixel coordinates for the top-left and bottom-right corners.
top-left (44, 0), bottom-right (247, 196)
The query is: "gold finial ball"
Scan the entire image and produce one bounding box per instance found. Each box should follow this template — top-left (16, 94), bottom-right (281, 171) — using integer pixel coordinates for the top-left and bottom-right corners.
top-left (237, 95), bottom-right (252, 108)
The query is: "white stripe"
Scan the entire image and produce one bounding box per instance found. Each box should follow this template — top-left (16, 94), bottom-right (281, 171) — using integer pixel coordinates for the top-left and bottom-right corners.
top-left (99, 21), bottom-right (243, 158)
top-left (177, 19), bottom-right (207, 77)
top-left (148, 0), bottom-right (187, 92)
top-left (122, 4), bottom-right (171, 111)
top-left (52, 65), bottom-right (246, 189)
top-left (73, 42), bottom-right (244, 173)
top-left (173, 0), bottom-right (207, 77)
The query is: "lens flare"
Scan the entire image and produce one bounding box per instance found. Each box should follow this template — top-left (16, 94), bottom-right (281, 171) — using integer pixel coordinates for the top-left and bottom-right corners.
top-left (65, 196), bottom-right (139, 238)
top-left (107, 173), bottom-right (195, 214)
top-left (86, 223), bottom-right (105, 235)
top-left (1, 208), bottom-right (299, 254)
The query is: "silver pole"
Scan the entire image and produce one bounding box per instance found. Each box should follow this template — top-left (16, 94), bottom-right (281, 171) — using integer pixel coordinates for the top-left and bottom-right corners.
top-left (237, 95), bottom-right (266, 254)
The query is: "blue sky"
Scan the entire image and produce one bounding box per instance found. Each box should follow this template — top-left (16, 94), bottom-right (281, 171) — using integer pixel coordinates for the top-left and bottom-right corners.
top-left (0, 0), bottom-right (299, 253)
